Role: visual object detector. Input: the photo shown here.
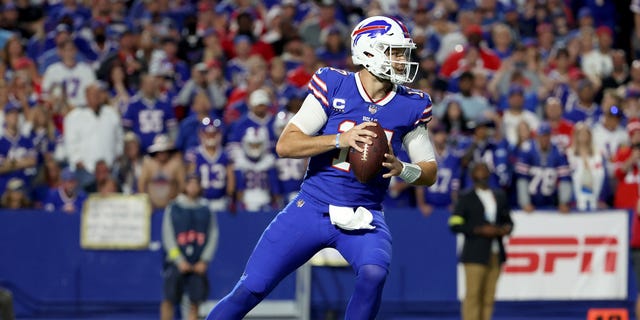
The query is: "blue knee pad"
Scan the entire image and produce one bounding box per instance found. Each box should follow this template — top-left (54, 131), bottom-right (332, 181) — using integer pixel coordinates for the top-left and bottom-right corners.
top-left (345, 264), bottom-right (388, 320)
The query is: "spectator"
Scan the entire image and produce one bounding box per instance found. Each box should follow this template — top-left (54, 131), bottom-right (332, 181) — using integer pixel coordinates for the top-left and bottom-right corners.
top-left (543, 97), bottom-right (574, 152)
top-left (0, 178), bottom-right (31, 209)
top-left (593, 104), bottom-right (628, 162)
top-left (460, 117), bottom-right (510, 190)
top-left (439, 99), bottom-right (471, 141)
top-left (41, 39), bottom-right (96, 110)
top-left (567, 122), bottom-right (609, 211)
top-left (123, 74), bottom-right (178, 153)
top-left (416, 124), bottom-right (461, 216)
top-left (273, 94), bottom-right (306, 203)
top-left (315, 27), bottom-right (349, 70)
top-left (601, 50), bottom-right (630, 92)
top-left (267, 57), bottom-right (302, 110)
top-left (97, 30), bottom-right (145, 93)
top-left (439, 24), bottom-right (501, 79)
top-left (286, 43), bottom-right (321, 88)
top-left (107, 62), bottom-right (132, 114)
top-left (502, 85), bottom-right (540, 148)
top-left (226, 88), bottom-right (276, 162)
top-left (0, 102), bottom-right (37, 192)
top-left (161, 174), bottom-right (219, 320)
top-left (31, 158), bottom-right (62, 208)
top-left (84, 160), bottom-right (116, 194)
top-left (175, 92), bottom-right (217, 152)
top-left (173, 61), bottom-right (228, 120)
top-left (44, 167), bottom-right (87, 214)
top-left (63, 82), bottom-right (123, 187)
top-left (515, 122), bottom-right (572, 213)
top-left (234, 126), bottom-right (280, 212)
top-left (582, 26), bottom-right (614, 86)
top-left (24, 106), bottom-right (59, 165)
top-left (564, 79), bottom-right (602, 126)
top-left (613, 119), bottom-right (640, 210)
top-left (225, 35), bottom-right (254, 87)
top-left (444, 71), bottom-right (494, 121)
top-left (113, 132), bottom-right (143, 195)
top-left (138, 135), bottom-right (185, 209)
top-left (184, 117), bottom-right (235, 212)
top-left (449, 162), bottom-right (513, 320)
top-left (298, 0), bottom-right (348, 49)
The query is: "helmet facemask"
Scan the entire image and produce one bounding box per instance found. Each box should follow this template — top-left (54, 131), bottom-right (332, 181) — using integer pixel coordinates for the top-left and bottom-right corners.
top-left (374, 42), bottom-right (419, 84)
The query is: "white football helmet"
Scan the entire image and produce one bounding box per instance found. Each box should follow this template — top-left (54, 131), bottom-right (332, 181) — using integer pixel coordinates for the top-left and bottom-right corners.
top-left (242, 126), bottom-right (270, 159)
top-left (351, 16), bottom-right (418, 84)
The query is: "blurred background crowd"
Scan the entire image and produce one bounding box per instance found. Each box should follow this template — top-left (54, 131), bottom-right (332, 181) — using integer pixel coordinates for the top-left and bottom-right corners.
top-left (0, 0), bottom-right (638, 215)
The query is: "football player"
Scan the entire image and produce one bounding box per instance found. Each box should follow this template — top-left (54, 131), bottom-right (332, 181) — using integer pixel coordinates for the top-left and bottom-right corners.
top-left (206, 16), bottom-right (437, 319)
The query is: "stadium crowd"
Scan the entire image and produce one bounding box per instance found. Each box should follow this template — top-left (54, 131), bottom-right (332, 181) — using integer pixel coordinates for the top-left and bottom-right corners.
top-left (0, 0), bottom-right (638, 216)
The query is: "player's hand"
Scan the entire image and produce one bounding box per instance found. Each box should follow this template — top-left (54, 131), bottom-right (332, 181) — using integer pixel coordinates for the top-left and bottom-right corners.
top-left (382, 143), bottom-right (403, 178)
top-left (340, 122), bottom-right (378, 152)
top-left (193, 261), bottom-right (208, 275)
top-left (178, 261), bottom-right (192, 274)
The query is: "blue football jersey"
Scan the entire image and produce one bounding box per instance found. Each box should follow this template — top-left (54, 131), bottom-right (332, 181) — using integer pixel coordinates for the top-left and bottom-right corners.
top-left (423, 148), bottom-right (461, 207)
top-left (122, 94), bottom-right (177, 152)
top-left (0, 134), bottom-right (37, 191)
top-left (44, 188), bottom-right (88, 213)
top-left (515, 140), bottom-right (572, 207)
top-left (457, 137), bottom-right (511, 190)
top-left (185, 146), bottom-right (230, 201)
top-left (275, 157), bottom-right (306, 202)
top-left (235, 154), bottom-right (281, 211)
top-left (301, 67), bottom-right (432, 209)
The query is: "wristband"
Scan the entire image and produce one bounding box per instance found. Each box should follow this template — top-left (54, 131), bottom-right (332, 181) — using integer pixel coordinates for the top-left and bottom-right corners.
top-left (335, 133), bottom-right (341, 149)
top-left (398, 161), bottom-right (421, 183)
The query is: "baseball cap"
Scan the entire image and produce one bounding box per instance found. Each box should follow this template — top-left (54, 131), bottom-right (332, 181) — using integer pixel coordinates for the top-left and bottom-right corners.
top-left (199, 116), bottom-right (223, 133)
top-left (464, 24), bottom-right (483, 37)
top-left (61, 168), bottom-right (76, 181)
top-left (627, 118), bottom-right (640, 136)
top-left (249, 89), bottom-right (270, 108)
top-left (578, 7), bottom-right (592, 19)
top-left (537, 122), bottom-right (552, 135)
top-left (7, 178), bottom-right (24, 191)
top-left (508, 85), bottom-right (525, 96)
top-left (596, 26), bottom-right (613, 38)
top-left (4, 101), bottom-right (20, 113)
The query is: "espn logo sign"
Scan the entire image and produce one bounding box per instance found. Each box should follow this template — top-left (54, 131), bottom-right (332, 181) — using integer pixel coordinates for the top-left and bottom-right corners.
top-left (504, 236), bottom-right (618, 274)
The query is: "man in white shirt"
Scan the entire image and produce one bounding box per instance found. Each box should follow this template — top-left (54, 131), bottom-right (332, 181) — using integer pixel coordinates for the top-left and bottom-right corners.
top-left (593, 105), bottom-right (629, 161)
top-left (42, 40), bottom-right (96, 109)
top-left (63, 82), bottom-right (123, 186)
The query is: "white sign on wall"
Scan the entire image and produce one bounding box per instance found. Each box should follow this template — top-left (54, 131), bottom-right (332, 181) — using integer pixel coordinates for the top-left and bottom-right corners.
top-left (457, 211), bottom-right (629, 300)
top-left (81, 194), bottom-right (152, 250)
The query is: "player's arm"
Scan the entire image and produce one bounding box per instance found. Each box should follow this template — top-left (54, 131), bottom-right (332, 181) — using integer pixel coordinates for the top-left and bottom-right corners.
top-left (276, 94), bottom-right (377, 159)
top-left (383, 125), bottom-right (437, 186)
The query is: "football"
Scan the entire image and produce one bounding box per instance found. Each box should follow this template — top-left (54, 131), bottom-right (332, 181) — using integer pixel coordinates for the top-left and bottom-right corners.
top-left (348, 124), bottom-right (389, 183)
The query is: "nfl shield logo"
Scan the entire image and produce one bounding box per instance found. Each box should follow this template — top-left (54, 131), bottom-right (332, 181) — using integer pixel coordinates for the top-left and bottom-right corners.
top-left (368, 104), bottom-right (378, 114)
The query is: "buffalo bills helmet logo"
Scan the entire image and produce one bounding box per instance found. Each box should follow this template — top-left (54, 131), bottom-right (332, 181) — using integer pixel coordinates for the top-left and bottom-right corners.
top-left (352, 20), bottom-right (392, 45)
